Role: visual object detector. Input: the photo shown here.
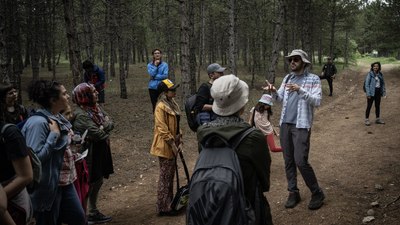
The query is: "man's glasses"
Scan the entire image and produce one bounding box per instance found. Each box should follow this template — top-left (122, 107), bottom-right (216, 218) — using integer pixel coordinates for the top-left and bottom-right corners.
top-left (288, 57), bottom-right (301, 63)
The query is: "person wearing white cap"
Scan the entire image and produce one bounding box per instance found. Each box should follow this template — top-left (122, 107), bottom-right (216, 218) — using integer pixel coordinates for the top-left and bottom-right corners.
top-left (193, 63), bottom-right (225, 125)
top-left (264, 49), bottom-right (325, 210)
top-left (196, 74), bottom-right (273, 224)
top-left (248, 94), bottom-right (282, 152)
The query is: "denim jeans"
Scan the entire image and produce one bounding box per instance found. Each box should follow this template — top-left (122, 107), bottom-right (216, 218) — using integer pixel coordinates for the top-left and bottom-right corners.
top-left (34, 184), bottom-right (86, 225)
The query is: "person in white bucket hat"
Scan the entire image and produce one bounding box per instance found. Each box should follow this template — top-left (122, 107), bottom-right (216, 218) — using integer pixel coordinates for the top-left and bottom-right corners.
top-left (196, 74), bottom-right (273, 224)
top-left (264, 49), bottom-right (325, 210)
top-left (248, 94), bottom-right (282, 152)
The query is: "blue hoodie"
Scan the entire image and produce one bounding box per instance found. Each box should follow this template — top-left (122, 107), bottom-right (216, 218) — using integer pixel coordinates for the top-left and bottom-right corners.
top-left (147, 61), bottom-right (169, 90)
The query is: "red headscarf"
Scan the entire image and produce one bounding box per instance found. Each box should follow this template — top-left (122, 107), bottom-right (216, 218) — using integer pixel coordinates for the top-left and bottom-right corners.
top-left (73, 83), bottom-right (105, 126)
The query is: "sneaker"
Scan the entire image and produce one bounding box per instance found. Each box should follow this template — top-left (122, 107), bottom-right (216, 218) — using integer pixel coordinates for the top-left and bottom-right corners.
top-left (308, 190), bottom-right (325, 210)
top-left (376, 118), bottom-right (385, 124)
top-left (365, 119), bottom-right (371, 126)
top-left (87, 211), bottom-right (112, 224)
top-left (284, 192), bottom-right (301, 208)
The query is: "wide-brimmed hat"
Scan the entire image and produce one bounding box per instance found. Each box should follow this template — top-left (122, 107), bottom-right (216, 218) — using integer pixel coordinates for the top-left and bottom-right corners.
top-left (211, 74), bottom-right (248, 116)
top-left (285, 49), bottom-right (311, 64)
top-left (207, 63), bottom-right (226, 74)
top-left (158, 79), bottom-right (180, 92)
top-left (259, 94), bottom-right (273, 106)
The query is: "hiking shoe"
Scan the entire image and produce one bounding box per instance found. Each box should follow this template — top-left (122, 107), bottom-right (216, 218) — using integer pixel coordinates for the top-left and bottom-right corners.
top-left (365, 119), bottom-right (371, 126)
top-left (87, 211), bottom-right (112, 224)
top-left (308, 190), bottom-right (325, 210)
top-left (284, 192), bottom-right (301, 208)
top-left (376, 118), bottom-right (385, 124)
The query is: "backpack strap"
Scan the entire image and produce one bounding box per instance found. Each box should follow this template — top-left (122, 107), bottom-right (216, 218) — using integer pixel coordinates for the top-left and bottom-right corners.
top-left (1, 123), bottom-right (15, 141)
top-left (231, 127), bottom-right (256, 150)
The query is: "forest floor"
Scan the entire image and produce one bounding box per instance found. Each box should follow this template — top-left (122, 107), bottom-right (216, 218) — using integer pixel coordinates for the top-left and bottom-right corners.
top-left (23, 60), bottom-right (400, 225)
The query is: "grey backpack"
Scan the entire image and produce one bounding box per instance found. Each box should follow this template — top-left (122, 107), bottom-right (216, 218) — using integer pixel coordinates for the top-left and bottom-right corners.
top-left (187, 127), bottom-right (256, 225)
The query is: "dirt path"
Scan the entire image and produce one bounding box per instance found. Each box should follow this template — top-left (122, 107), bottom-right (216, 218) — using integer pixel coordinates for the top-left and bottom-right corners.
top-left (97, 62), bottom-right (400, 225)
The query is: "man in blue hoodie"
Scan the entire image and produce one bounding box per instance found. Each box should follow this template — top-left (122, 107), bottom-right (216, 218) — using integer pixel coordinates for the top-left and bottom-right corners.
top-left (147, 49), bottom-right (169, 112)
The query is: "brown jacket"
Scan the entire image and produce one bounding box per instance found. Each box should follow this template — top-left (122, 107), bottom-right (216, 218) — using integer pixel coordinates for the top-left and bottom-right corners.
top-left (150, 100), bottom-right (181, 159)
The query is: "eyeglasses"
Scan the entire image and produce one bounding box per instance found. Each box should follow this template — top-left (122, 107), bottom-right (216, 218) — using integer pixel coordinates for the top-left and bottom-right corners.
top-left (288, 57), bottom-right (301, 63)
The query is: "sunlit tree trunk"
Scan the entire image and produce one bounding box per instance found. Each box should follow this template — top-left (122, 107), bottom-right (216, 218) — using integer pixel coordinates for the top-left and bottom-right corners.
top-left (267, 0), bottom-right (285, 84)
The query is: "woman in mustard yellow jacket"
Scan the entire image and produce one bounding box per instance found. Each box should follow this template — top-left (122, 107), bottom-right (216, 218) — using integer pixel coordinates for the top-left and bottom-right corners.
top-left (150, 79), bottom-right (182, 216)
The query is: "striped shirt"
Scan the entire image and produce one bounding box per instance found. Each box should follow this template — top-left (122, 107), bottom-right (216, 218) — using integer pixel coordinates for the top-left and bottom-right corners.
top-left (272, 71), bottom-right (321, 129)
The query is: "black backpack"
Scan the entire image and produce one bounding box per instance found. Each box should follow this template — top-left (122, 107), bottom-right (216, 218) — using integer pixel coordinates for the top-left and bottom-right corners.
top-left (184, 94), bottom-right (199, 132)
top-left (187, 127), bottom-right (256, 225)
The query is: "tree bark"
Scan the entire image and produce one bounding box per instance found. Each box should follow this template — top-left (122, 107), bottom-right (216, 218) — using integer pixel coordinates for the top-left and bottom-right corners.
top-left (80, 0), bottom-right (94, 61)
top-left (62, 0), bottom-right (82, 85)
top-left (228, 0), bottom-right (237, 75)
top-left (267, 0), bottom-right (285, 84)
top-left (179, 0), bottom-right (191, 103)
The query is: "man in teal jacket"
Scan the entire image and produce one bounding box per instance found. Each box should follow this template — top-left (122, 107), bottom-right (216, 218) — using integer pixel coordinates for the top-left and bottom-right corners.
top-left (147, 49), bottom-right (169, 112)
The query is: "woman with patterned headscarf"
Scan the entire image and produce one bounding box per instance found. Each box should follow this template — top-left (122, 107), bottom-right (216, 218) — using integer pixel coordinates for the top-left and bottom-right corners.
top-left (72, 83), bottom-right (114, 224)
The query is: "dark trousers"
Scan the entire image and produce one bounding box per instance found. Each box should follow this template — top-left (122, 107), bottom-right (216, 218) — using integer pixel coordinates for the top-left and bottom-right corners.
top-left (280, 123), bottom-right (320, 194)
top-left (34, 184), bottom-right (86, 225)
top-left (320, 76), bottom-right (333, 95)
top-left (365, 88), bottom-right (382, 119)
top-left (149, 89), bottom-right (161, 113)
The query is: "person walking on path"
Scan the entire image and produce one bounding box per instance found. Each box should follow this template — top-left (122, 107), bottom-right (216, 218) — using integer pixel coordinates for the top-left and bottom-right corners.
top-left (248, 94), bottom-right (282, 152)
top-left (364, 62), bottom-right (386, 126)
top-left (147, 49), bottom-right (169, 112)
top-left (72, 83), bottom-right (114, 224)
top-left (150, 79), bottom-right (182, 216)
top-left (83, 60), bottom-right (106, 105)
top-left (264, 49), bottom-right (325, 210)
top-left (319, 56), bottom-right (337, 96)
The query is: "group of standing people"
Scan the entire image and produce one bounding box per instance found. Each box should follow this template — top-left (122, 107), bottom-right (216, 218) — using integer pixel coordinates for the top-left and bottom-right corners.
top-left (147, 48), bottom-right (330, 225)
top-left (0, 59), bottom-right (114, 225)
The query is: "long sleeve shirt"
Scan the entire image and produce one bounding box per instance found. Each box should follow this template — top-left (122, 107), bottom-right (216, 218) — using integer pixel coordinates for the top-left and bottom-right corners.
top-left (272, 72), bottom-right (321, 129)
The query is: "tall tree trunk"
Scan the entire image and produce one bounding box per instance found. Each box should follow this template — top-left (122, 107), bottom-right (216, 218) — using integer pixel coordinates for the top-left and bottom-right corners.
top-left (116, 0), bottom-right (127, 99)
top-left (228, 0), bottom-right (237, 75)
top-left (103, 0), bottom-right (110, 77)
top-left (267, 0), bottom-right (285, 84)
top-left (329, 0), bottom-right (337, 57)
top-left (31, 3), bottom-right (41, 81)
top-left (51, 0), bottom-right (56, 79)
top-left (197, 0), bottom-right (206, 85)
top-left (188, 0), bottom-right (196, 91)
top-left (80, 0), bottom-right (94, 61)
top-left (164, 0), bottom-right (176, 82)
top-left (62, 0), bottom-right (82, 85)
top-left (0, 0), bottom-right (10, 82)
top-left (179, 0), bottom-right (191, 102)
top-left (109, 1), bottom-right (116, 78)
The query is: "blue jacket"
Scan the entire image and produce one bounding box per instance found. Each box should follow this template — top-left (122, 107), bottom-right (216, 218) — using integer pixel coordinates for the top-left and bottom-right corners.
top-left (21, 109), bottom-right (71, 211)
top-left (147, 61), bottom-right (168, 90)
top-left (364, 71), bottom-right (386, 97)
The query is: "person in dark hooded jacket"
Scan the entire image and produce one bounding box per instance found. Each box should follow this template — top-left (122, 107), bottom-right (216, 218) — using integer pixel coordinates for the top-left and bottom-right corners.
top-left (196, 74), bottom-right (273, 225)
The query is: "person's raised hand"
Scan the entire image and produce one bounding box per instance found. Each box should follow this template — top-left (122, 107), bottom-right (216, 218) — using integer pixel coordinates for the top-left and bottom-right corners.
top-left (263, 80), bottom-right (276, 92)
